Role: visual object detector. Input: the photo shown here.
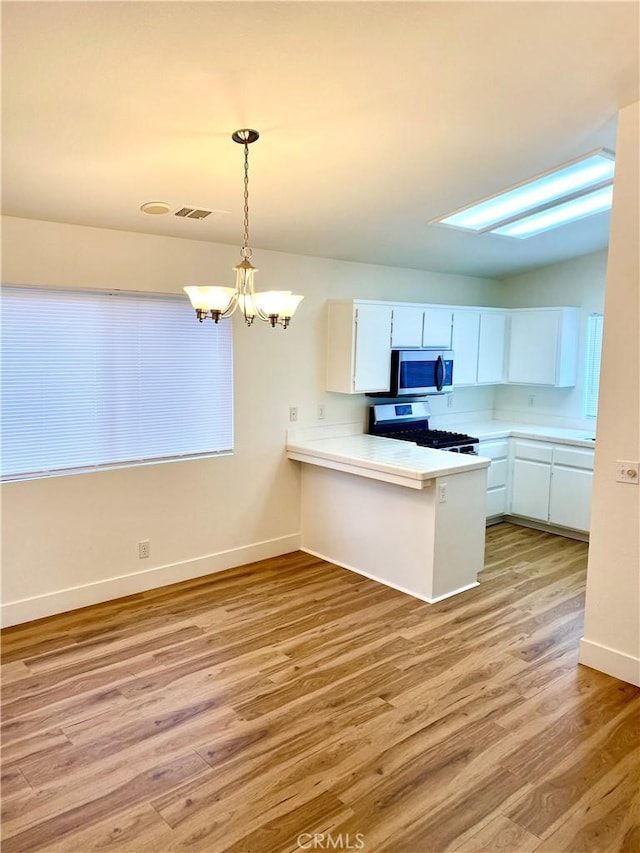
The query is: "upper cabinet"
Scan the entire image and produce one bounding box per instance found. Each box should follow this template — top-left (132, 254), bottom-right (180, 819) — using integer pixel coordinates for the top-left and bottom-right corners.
top-left (478, 311), bottom-right (508, 384)
top-left (452, 308), bottom-right (507, 386)
top-left (327, 301), bottom-right (393, 394)
top-left (422, 308), bottom-right (453, 348)
top-left (451, 310), bottom-right (480, 385)
top-left (507, 308), bottom-right (579, 387)
top-left (390, 306), bottom-right (423, 348)
top-left (390, 306), bottom-right (453, 348)
top-left (327, 300), bottom-right (579, 395)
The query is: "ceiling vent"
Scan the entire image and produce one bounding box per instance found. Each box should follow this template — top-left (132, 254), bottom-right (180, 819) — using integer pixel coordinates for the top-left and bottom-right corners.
top-left (174, 207), bottom-right (213, 220)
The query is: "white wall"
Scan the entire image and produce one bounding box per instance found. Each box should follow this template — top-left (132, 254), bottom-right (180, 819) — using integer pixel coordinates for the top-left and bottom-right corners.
top-left (580, 101), bottom-right (640, 686)
top-left (0, 215), bottom-right (502, 625)
top-left (495, 250), bottom-right (607, 430)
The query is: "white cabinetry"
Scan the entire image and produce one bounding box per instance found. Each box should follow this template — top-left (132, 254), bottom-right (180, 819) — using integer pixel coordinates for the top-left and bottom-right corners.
top-left (452, 309), bottom-right (507, 386)
top-left (390, 305), bottom-right (453, 349)
top-left (452, 310), bottom-right (480, 385)
top-left (507, 308), bottom-right (579, 386)
top-left (327, 301), bottom-right (393, 394)
top-left (478, 311), bottom-right (507, 384)
top-left (510, 439), bottom-right (594, 532)
top-left (391, 306), bottom-right (423, 348)
top-left (423, 308), bottom-right (453, 348)
top-left (511, 441), bottom-right (553, 521)
top-left (549, 446), bottom-right (594, 531)
top-left (479, 439), bottom-right (510, 519)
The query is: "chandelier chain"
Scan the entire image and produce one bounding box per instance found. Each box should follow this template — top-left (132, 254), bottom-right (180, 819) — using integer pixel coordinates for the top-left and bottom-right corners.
top-left (242, 141), bottom-right (250, 256)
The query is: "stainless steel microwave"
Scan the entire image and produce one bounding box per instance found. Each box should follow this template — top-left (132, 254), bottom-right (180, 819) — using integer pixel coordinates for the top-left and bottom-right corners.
top-left (390, 349), bottom-right (454, 396)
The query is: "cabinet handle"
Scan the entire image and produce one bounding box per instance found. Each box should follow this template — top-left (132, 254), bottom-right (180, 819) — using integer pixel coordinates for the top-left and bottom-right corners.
top-left (436, 355), bottom-right (445, 391)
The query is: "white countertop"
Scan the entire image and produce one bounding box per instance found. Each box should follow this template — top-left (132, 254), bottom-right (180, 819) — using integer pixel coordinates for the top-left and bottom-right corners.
top-left (287, 433), bottom-right (490, 490)
top-left (451, 420), bottom-right (596, 448)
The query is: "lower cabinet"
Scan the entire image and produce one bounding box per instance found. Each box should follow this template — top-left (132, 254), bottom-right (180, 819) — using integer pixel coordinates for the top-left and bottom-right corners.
top-left (548, 447), bottom-right (594, 531)
top-left (510, 440), bottom-right (594, 532)
top-left (511, 458), bottom-right (552, 521)
top-left (479, 439), bottom-right (509, 518)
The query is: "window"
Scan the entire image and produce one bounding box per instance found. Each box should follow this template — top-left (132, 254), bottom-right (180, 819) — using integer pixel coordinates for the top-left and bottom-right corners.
top-left (1, 287), bottom-right (233, 481)
top-left (584, 313), bottom-right (604, 419)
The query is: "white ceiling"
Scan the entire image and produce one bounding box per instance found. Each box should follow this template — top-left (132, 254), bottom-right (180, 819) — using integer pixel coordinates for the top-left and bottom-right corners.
top-left (2, 1), bottom-right (639, 279)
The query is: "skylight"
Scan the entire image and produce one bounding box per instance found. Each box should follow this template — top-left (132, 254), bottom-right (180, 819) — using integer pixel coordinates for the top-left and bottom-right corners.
top-left (431, 149), bottom-right (615, 239)
top-left (490, 184), bottom-right (614, 239)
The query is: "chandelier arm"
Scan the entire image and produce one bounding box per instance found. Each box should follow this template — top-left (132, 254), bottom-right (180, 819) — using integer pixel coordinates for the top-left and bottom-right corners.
top-left (220, 291), bottom-right (240, 319)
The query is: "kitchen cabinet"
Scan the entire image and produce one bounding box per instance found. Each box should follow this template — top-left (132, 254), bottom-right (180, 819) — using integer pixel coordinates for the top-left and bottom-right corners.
top-left (452, 310), bottom-right (480, 385)
top-left (327, 301), bottom-right (393, 394)
top-left (510, 438), bottom-right (594, 532)
top-left (507, 308), bottom-right (579, 386)
top-left (327, 300), bottom-right (578, 396)
top-left (478, 311), bottom-right (507, 384)
top-left (391, 306), bottom-right (423, 348)
top-left (548, 446), bottom-right (594, 531)
top-left (511, 458), bottom-right (552, 521)
top-left (479, 438), bottom-right (510, 519)
top-left (391, 305), bottom-right (453, 349)
top-left (452, 309), bottom-right (507, 386)
top-left (423, 307), bottom-right (453, 348)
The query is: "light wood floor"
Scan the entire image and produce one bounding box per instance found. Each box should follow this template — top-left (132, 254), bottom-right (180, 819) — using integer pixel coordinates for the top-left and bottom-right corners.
top-left (2, 523), bottom-right (639, 853)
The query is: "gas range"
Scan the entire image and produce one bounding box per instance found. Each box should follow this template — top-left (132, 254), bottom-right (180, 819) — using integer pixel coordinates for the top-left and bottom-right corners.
top-left (368, 401), bottom-right (479, 454)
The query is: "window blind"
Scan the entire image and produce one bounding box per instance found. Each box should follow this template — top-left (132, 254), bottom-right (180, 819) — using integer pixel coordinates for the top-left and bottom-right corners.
top-left (1, 287), bottom-right (233, 481)
top-left (584, 313), bottom-right (603, 419)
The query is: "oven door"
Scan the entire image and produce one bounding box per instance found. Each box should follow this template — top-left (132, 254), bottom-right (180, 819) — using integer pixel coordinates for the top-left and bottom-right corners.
top-left (395, 350), bottom-right (454, 395)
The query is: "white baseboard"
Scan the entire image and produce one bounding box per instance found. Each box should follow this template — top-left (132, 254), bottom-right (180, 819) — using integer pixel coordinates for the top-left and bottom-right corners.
top-left (301, 547), bottom-right (478, 604)
top-left (579, 638), bottom-right (640, 686)
top-left (1, 534), bottom-right (302, 628)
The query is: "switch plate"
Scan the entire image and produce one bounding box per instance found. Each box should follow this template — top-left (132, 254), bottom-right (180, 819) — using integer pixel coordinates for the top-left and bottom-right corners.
top-left (616, 461), bottom-right (639, 484)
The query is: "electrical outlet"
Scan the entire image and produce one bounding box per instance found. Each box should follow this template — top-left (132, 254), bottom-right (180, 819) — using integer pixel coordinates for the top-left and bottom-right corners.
top-left (528, 394), bottom-right (536, 407)
top-left (138, 540), bottom-right (150, 559)
top-left (438, 483), bottom-right (448, 503)
top-left (289, 407), bottom-right (298, 422)
top-left (616, 461), bottom-right (639, 484)
top-left (447, 395), bottom-right (453, 409)
top-left (318, 404), bottom-right (326, 420)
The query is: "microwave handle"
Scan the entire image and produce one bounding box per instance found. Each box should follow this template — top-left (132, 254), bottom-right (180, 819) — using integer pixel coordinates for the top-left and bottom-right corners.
top-left (435, 355), bottom-right (445, 391)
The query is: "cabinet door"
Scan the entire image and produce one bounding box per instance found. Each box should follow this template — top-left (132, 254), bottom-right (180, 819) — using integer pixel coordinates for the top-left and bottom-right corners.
top-left (353, 304), bottom-right (393, 393)
top-left (480, 439), bottom-right (510, 519)
top-left (422, 308), bottom-right (453, 348)
top-left (511, 458), bottom-right (551, 521)
top-left (452, 310), bottom-right (480, 385)
top-left (507, 310), bottom-right (561, 385)
top-left (549, 467), bottom-right (593, 531)
top-left (478, 311), bottom-right (507, 384)
top-left (391, 306), bottom-right (423, 348)
top-left (486, 488), bottom-right (508, 518)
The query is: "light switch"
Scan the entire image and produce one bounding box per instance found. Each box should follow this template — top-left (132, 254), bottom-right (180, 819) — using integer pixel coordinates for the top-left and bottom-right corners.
top-left (616, 461), bottom-right (639, 484)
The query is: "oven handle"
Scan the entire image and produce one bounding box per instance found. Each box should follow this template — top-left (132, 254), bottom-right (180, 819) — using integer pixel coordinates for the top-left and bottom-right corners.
top-left (435, 355), bottom-right (445, 392)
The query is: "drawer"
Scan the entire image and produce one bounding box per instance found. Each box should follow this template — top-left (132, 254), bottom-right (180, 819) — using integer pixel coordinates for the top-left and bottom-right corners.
top-left (513, 440), bottom-right (554, 464)
top-left (479, 440), bottom-right (509, 460)
top-left (553, 445), bottom-right (594, 470)
top-left (487, 458), bottom-right (508, 489)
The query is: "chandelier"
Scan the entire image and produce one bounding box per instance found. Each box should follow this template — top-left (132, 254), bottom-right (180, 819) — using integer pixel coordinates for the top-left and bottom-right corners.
top-left (184, 129), bottom-right (303, 329)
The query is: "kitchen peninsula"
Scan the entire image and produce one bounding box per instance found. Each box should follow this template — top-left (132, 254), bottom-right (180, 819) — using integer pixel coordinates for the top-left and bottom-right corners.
top-left (287, 429), bottom-right (490, 603)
